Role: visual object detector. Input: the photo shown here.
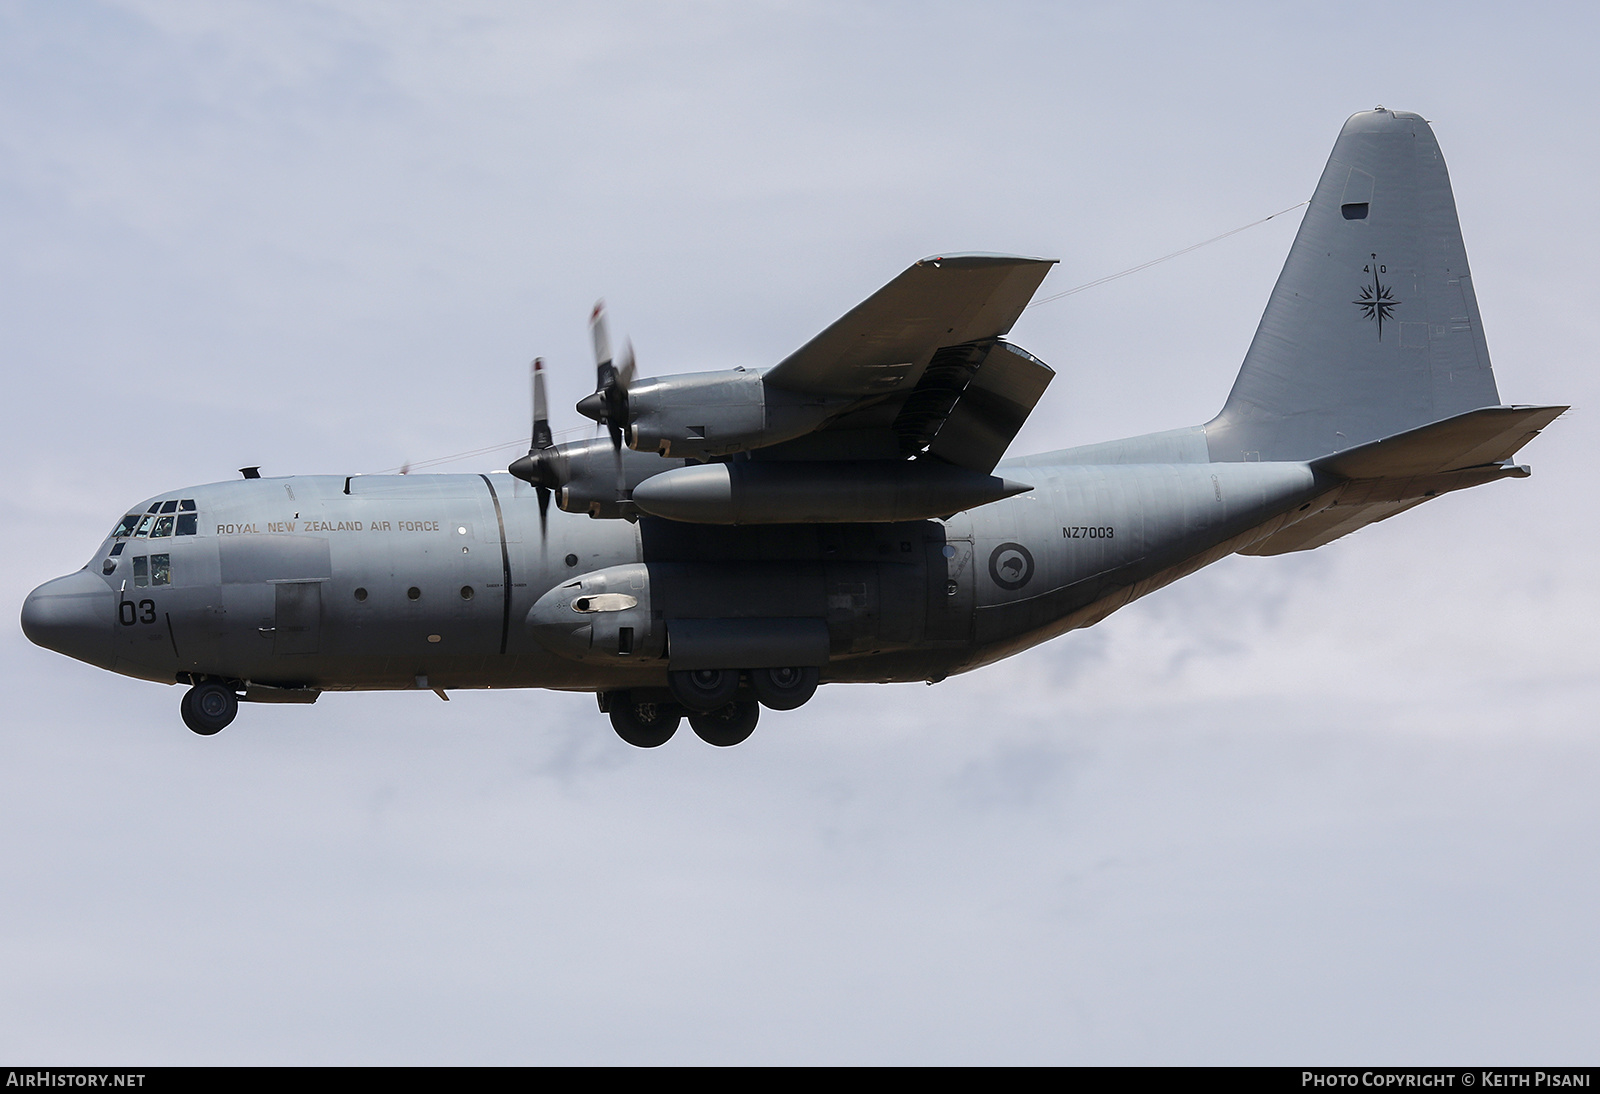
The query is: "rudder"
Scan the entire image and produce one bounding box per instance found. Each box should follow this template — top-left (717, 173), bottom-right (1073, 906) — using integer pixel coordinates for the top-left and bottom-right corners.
top-left (1206, 108), bottom-right (1500, 463)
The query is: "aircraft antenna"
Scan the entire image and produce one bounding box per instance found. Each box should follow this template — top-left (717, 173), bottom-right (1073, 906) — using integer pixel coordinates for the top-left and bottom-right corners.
top-left (1027, 199), bottom-right (1309, 309)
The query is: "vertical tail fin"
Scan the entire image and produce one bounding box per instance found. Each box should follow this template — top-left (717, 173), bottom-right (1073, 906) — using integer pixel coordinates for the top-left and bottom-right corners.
top-left (1206, 108), bottom-right (1501, 463)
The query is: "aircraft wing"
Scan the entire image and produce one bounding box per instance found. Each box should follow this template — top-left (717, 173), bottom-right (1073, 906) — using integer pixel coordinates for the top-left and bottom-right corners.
top-left (766, 253), bottom-right (1055, 396)
top-left (759, 253), bottom-right (1058, 472)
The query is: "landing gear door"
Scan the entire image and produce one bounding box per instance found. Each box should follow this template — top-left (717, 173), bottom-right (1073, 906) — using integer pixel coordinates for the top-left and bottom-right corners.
top-left (925, 514), bottom-right (974, 645)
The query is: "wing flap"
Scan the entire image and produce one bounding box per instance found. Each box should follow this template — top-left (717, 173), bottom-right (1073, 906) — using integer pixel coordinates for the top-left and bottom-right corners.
top-left (925, 341), bottom-right (1055, 472)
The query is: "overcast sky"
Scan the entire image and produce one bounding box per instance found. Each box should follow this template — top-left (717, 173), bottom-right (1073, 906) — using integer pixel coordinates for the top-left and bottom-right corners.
top-left (3, 1), bottom-right (1597, 1064)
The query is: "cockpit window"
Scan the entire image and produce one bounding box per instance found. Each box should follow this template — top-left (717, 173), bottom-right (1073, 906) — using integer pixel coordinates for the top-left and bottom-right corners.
top-left (132, 556), bottom-right (149, 587)
top-left (109, 542), bottom-right (125, 557)
top-left (121, 501), bottom-right (199, 539)
top-left (149, 554), bottom-right (170, 586)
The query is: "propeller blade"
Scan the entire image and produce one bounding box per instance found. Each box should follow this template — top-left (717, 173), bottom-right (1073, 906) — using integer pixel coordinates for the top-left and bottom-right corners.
top-left (617, 338), bottom-right (636, 390)
top-left (578, 302), bottom-right (633, 453)
top-left (579, 302), bottom-right (632, 498)
top-left (609, 338), bottom-right (636, 452)
top-left (589, 300), bottom-right (612, 372)
top-left (511, 357), bottom-right (560, 548)
top-left (531, 357), bottom-right (552, 451)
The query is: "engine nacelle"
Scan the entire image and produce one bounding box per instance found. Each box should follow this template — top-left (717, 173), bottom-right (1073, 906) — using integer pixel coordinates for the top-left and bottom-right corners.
top-left (624, 370), bottom-right (844, 459)
top-left (547, 437), bottom-right (690, 520)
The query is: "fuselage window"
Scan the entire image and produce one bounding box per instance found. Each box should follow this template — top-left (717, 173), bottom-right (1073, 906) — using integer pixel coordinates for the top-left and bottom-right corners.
top-left (150, 515), bottom-right (175, 538)
top-left (159, 500), bottom-right (178, 514)
top-left (176, 513), bottom-right (197, 536)
top-left (112, 514), bottom-right (142, 538)
top-left (134, 515), bottom-right (154, 537)
top-left (132, 556), bottom-right (149, 587)
top-left (150, 554), bottom-right (170, 587)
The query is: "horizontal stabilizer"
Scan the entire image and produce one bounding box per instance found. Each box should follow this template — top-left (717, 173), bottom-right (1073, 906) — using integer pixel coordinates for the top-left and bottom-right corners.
top-left (1241, 405), bottom-right (1565, 556)
top-left (1312, 405), bottom-right (1566, 479)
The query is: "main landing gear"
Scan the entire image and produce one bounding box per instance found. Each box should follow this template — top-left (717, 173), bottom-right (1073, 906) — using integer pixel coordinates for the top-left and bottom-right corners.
top-left (180, 681), bottom-right (239, 736)
top-left (607, 696), bottom-right (682, 748)
top-left (687, 701), bottom-right (758, 747)
top-left (603, 665), bottom-right (820, 749)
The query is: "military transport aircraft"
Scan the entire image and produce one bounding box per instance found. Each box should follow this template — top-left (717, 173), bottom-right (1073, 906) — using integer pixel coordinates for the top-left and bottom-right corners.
top-left (21, 109), bottom-right (1564, 748)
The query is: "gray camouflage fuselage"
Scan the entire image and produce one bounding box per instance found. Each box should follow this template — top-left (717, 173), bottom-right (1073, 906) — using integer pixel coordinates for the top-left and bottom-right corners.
top-left (38, 453), bottom-right (1324, 695)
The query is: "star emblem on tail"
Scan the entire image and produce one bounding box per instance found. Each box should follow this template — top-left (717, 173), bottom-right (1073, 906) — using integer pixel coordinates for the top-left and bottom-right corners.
top-left (1353, 253), bottom-right (1401, 339)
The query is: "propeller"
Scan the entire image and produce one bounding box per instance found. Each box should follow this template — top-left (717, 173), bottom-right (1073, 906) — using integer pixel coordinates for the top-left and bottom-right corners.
top-left (509, 304), bottom-right (640, 528)
top-left (576, 300), bottom-right (638, 501)
top-left (508, 357), bottom-right (558, 538)
top-left (576, 300), bottom-right (635, 455)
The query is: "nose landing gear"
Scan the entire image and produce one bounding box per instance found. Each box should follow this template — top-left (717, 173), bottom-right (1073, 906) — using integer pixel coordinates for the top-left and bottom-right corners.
top-left (181, 681), bottom-right (239, 736)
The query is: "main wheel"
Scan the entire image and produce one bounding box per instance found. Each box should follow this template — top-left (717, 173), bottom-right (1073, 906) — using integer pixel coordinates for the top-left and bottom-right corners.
top-left (668, 668), bottom-right (741, 712)
top-left (750, 666), bottom-right (819, 711)
top-left (688, 700), bottom-right (759, 747)
top-left (182, 682), bottom-right (237, 736)
top-left (609, 695), bottom-right (682, 748)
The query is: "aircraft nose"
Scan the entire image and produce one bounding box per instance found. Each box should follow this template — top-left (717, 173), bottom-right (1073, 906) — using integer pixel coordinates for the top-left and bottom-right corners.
top-left (21, 569), bottom-right (116, 669)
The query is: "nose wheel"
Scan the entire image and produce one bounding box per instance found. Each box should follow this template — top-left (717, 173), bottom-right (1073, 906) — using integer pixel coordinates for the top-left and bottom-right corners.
top-left (181, 682), bottom-right (239, 736)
